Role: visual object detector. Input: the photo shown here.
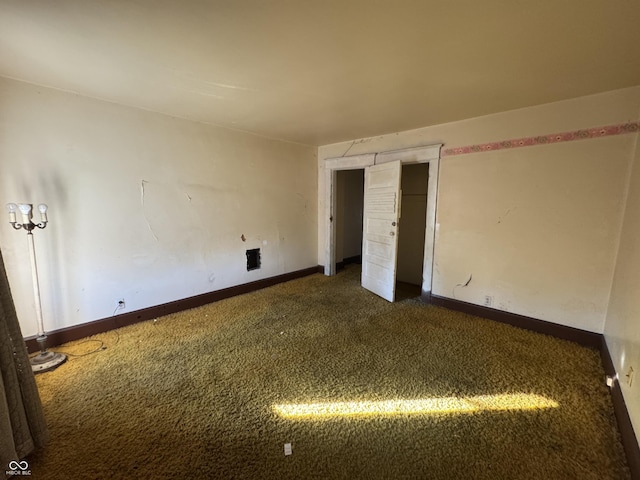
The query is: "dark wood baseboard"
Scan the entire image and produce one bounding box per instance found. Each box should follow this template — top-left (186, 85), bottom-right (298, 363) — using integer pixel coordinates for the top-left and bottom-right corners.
top-left (430, 294), bottom-right (638, 474)
top-left (336, 255), bottom-right (362, 272)
top-left (430, 295), bottom-right (601, 349)
top-left (600, 337), bottom-right (640, 478)
top-left (25, 266), bottom-right (320, 353)
top-left (344, 255), bottom-right (362, 265)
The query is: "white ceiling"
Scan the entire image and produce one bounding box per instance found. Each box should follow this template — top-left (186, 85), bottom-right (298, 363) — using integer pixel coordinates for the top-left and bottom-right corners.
top-left (1, 1), bottom-right (639, 146)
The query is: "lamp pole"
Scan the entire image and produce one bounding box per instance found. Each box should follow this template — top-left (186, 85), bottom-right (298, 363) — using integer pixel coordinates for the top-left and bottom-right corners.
top-left (6, 203), bottom-right (66, 373)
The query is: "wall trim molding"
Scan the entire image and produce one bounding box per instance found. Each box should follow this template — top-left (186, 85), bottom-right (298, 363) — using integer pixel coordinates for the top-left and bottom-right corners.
top-left (441, 122), bottom-right (640, 157)
top-left (375, 143), bottom-right (442, 165)
top-left (430, 294), bottom-right (638, 477)
top-left (25, 266), bottom-right (320, 353)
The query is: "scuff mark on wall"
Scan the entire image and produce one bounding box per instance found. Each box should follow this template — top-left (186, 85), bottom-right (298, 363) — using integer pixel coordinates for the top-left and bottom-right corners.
top-left (497, 301), bottom-right (512, 312)
top-left (186, 193), bottom-right (192, 202)
top-left (453, 274), bottom-right (473, 298)
top-left (296, 192), bottom-right (307, 210)
top-left (140, 179), bottom-right (147, 206)
top-left (296, 192), bottom-right (313, 223)
top-left (497, 207), bottom-right (516, 224)
top-left (140, 179), bottom-right (159, 241)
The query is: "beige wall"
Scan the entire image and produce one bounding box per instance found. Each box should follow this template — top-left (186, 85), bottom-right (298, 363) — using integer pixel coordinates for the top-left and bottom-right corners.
top-left (319, 87), bottom-right (640, 333)
top-left (0, 77), bottom-right (318, 337)
top-left (605, 130), bottom-right (640, 438)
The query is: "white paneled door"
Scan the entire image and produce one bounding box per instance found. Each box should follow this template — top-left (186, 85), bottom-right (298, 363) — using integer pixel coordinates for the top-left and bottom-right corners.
top-left (361, 160), bottom-right (402, 302)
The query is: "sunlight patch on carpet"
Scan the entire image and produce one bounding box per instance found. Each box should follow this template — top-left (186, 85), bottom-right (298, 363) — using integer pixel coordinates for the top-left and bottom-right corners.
top-left (273, 393), bottom-right (559, 419)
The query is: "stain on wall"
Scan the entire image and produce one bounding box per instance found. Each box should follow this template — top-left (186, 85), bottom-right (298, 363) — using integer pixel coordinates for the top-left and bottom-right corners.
top-left (0, 77), bottom-right (318, 335)
top-left (319, 86), bottom-right (640, 333)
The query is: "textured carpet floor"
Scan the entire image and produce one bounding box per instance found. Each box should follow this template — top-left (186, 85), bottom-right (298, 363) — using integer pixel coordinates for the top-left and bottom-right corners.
top-left (30, 266), bottom-right (629, 479)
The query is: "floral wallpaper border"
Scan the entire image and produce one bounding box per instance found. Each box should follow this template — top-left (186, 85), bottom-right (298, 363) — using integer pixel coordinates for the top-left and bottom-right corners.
top-left (441, 122), bottom-right (640, 157)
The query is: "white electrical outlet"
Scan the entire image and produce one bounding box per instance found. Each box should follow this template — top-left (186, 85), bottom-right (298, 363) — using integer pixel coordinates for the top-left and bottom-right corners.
top-left (625, 366), bottom-right (634, 387)
top-left (484, 295), bottom-right (492, 307)
top-left (118, 299), bottom-right (125, 309)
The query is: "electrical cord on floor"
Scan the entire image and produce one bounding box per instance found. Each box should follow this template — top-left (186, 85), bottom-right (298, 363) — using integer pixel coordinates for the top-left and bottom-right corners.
top-left (32, 305), bottom-right (126, 360)
top-left (53, 339), bottom-right (106, 357)
top-left (109, 328), bottom-right (121, 347)
top-left (36, 310), bottom-right (124, 359)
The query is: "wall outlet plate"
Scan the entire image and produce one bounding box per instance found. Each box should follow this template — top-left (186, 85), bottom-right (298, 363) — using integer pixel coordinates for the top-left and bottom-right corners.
top-left (484, 295), bottom-right (492, 307)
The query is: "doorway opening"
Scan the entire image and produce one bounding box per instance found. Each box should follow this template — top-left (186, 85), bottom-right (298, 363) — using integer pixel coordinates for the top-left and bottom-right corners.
top-left (396, 163), bottom-right (429, 300)
top-left (333, 163), bottom-right (429, 300)
top-left (324, 144), bottom-right (441, 303)
top-left (335, 169), bottom-right (365, 272)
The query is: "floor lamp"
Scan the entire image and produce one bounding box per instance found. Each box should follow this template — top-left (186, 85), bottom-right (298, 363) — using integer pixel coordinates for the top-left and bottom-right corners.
top-left (6, 202), bottom-right (66, 373)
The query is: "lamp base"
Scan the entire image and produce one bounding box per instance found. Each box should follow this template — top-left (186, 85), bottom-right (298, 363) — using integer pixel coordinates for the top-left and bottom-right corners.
top-left (31, 351), bottom-right (67, 373)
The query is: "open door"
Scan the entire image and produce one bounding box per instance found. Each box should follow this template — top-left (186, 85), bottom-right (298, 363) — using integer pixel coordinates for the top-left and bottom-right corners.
top-left (361, 160), bottom-right (402, 302)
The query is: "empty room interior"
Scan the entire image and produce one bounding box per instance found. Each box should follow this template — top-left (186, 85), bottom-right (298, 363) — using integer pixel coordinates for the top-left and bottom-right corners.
top-left (1, 1), bottom-right (640, 478)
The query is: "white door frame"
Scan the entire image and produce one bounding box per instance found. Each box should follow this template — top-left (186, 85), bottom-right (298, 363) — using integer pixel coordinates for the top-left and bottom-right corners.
top-left (324, 153), bottom-right (376, 276)
top-left (324, 144), bottom-right (442, 297)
